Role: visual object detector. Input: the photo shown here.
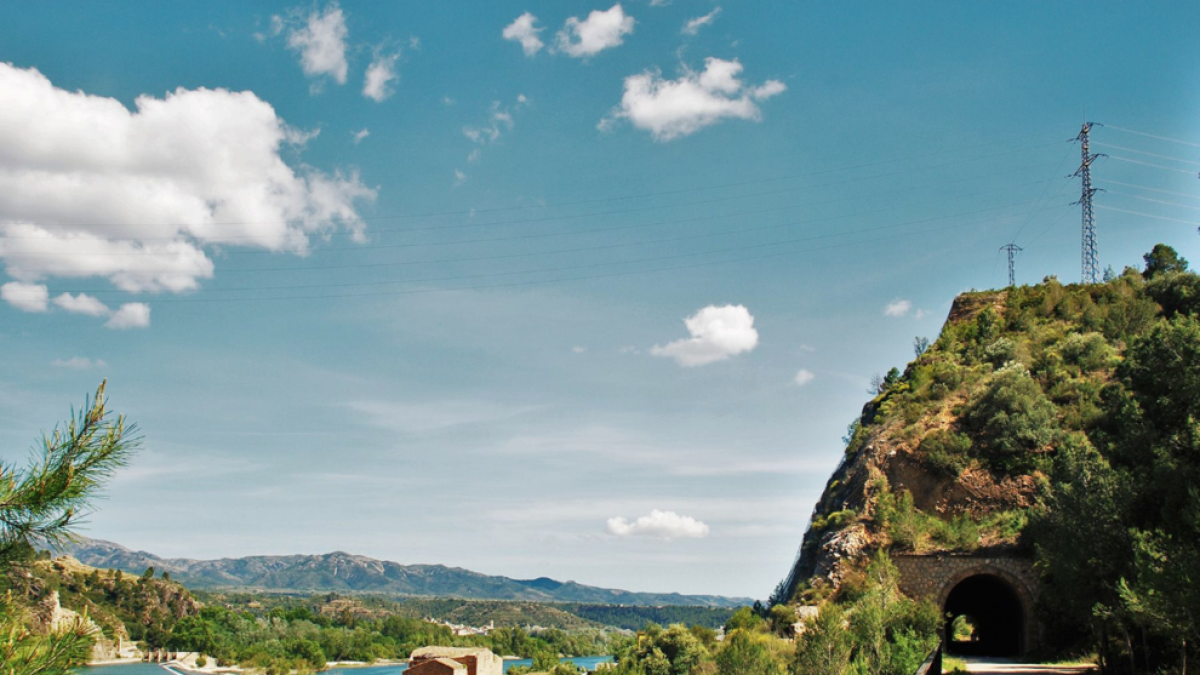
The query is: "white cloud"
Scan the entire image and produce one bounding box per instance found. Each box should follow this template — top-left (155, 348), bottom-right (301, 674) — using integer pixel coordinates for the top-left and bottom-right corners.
top-left (884, 299), bottom-right (913, 317)
top-left (0, 62), bottom-right (374, 296)
top-left (52, 356), bottom-right (106, 370)
top-left (607, 509), bottom-right (710, 539)
top-left (555, 4), bottom-right (634, 58)
top-left (348, 399), bottom-right (540, 434)
top-left (53, 292), bottom-right (109, 317)
top-left (461, 96), bottom-right (528, 166)
top-left (363, 52), bottom-right (400, 102)
top-left (105, 303), bottom-right (150, 330)
top-left (651, 304), bottom-right (759, 367)
top-left (681, 7), bottom-right (721, 35)
top-left (454, 169), bottom-right (467, 186)
top-left (1, 281), bottom-right (48, 312)
top-left (793, 369), bottom-right (815, 386)
top-left (572, 345), bottom-right (587, 354)
top-left (600, 57), bottom-right (786, 141)
top-left (915, 308), bottom-right (930, 320)
top-left (280, 3), bottom-right (349, 87)
top-left (503, 12), bottom-right (545, 56)
top-left (352, 128), bottom-right (370, 144)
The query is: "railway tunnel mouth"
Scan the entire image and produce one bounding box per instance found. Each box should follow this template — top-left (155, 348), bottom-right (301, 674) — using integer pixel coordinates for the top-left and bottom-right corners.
top-left (943, 573), bottom-right (1025, 657)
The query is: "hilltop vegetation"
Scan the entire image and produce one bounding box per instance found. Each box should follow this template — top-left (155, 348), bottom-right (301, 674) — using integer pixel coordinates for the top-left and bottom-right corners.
top-left (776, 243), bottom-right (1200, 674)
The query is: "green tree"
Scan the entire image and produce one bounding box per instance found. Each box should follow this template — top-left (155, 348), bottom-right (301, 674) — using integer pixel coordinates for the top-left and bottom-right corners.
top-left (0, 383), bottom-right (138, 675)
top-left (1143, 243), bottom-right (1189, 279)
top-left (716, 630), bottom-right (784, 675)
top-left (963, 366), bottom-right (1058, 473)
top-left (793, 604), bottom-right (851, 675)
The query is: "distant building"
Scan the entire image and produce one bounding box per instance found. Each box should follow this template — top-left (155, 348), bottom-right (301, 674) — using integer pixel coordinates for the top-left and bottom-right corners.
top-left (409, 646), bottom-right (503, 675)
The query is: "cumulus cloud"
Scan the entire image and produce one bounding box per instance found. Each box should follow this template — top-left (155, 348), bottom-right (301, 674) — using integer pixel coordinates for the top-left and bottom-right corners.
top-left (682, 7), bottom-right (721, 35)
top-left (0, 62), bottom-right (374, 299)
top-left (572, 345), bottom-right (587, 354)
top-left (884, 299), bottom-right (912, 317)
top-left (555, 4), bottom-right (634, 58)
top-left (278, 3), bottom-right (349, 88)
top-left (600, 57), bottom-right (785, 141)
top-left (460, 95), bottom-right (529, 170)
top-left (1, 281), bottom-right (48, 312)
top-left (352, 128), bottom-right (370, 144)
top-left (607, 509), bottom-right (710, 539)
top-left (105, 303), bottom-right (150, 330)
top-left (53, 292), bottom-right (110, 317)
top-left (503, 12), bottom-right (545, 56)
top-left (363, 51), bottom-right (399, 102)
top-left (651, 304), bottom-right (759, 367)
top-left (794, 369), bottom-right (815, 386)
top-left (52, 356), bottom-right (106, 370)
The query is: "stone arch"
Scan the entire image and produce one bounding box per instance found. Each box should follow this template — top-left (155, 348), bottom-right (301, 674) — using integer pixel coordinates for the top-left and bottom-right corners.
top-left (937, 565), bottom-right (1036, 656)
top-left (893, 554), bottom-right (1041, 655)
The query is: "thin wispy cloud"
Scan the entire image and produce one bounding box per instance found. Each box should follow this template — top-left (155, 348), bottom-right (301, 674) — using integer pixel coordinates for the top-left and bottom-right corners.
top-left (363, 50), bottom-right (400, 101)
top-left (681, 7), bottom-right (721, 35)
top-left (884, 299), bottom-right (913, 317)
top-left (51, 357), bottom-right (107, 370)
top-left (607, 509), bottom-right (710, 539)
top-left (793, 369), bottom-right (815, 386)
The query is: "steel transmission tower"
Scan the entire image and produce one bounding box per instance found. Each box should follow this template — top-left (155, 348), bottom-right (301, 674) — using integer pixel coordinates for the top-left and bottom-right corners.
top-left (1073, 123), bottom-right (1105, 284)
top-left (1000, 243), bottom-right (1023, 287)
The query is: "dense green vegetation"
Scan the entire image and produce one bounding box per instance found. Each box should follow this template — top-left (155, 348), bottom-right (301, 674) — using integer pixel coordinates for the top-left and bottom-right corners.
top-left (558, 604), bottom-right (734, 631)
top-left (166, 601), bottom-right (621, 674)
top-left (787, 243), bottom-right (1200, 673)
top-left (602, 552), bottom-right (935, 675)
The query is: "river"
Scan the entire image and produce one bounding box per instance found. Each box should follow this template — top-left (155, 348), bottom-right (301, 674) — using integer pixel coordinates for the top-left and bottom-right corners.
top-left (78, 655), bottom-right (615, 675)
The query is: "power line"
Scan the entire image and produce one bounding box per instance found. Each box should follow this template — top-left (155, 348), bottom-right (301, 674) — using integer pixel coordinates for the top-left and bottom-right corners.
top-left (1092, 142), bottom-right (1200, 167)
top-left (3, 141), bottom-right (1070, 242)
top-left (88, 175), bottom-right (1062, 276)
top-left (1108, 155), bottom-right (1196, 175)
top-left (1096, 205), bottom-right (1200, 226)
top-left (1106, 191), bottom-right (1200, 211)
top-left (52, 208), bottom-right (1045, 305)
top-left (1103, 124), bottom-right (1200, 149)
top-left (51, 199), bottom-right (1067, 298)
top-left (1095, 179), bottom-right (1200, 201)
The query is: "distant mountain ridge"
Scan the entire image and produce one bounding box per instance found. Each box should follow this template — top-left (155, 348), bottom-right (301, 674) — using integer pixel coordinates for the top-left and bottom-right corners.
top-left (65, 539), bottom-right (750, 608)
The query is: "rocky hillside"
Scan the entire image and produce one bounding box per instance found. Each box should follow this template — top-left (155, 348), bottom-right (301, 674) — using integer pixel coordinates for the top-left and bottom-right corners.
top-left (2, 552), bottom-right (200, 650)
top-left (780, 259), bottom-right (1200, 603)
top-left (66, 538), bottom-right (751, 607)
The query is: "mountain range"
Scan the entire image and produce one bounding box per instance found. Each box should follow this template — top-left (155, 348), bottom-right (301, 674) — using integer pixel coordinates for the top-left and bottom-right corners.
top-left (64, 539), bottom-right (751, 608)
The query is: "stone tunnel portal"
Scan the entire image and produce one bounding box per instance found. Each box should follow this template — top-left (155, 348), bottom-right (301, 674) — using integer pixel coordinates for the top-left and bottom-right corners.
top-left (943, 574), bottom-right (1025, 657)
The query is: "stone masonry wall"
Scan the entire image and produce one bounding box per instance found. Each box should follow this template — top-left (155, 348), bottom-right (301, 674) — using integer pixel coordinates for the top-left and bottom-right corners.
top-left (893, 553), bottom-right (1040, 652)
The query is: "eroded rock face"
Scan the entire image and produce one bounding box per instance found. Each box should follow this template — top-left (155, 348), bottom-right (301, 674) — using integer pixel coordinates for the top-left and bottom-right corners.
top-left (811, 525), bottom-right (869, 586)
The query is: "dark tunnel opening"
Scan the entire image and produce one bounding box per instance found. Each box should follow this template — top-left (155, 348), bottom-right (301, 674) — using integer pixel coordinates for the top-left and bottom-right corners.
top-left (943, 574), bottom-right (1024, 657)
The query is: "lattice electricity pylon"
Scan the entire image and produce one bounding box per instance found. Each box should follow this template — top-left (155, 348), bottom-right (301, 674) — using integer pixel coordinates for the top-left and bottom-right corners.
top-left (1000, 243), bottom-right (1023, 287)
top-left (1073, 122), bottom-right (1106, 284)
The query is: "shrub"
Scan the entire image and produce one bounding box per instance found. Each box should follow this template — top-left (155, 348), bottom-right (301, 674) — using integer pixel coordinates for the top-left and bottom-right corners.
top-left (984, 337), bottom-right (1019, 367)
top-left (1057, 332), bottom-right (1115, 372)
top-left (918, 430), bottom-right (971, 478)
top-left (962, 365), bottom-right (1058, 474)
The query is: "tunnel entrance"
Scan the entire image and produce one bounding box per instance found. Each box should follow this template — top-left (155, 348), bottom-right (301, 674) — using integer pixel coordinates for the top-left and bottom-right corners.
top-left (943, 574), bottom-right (1024, 656)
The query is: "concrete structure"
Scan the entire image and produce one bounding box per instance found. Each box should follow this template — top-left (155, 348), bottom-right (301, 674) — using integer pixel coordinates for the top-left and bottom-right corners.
top-left (409, 647), bottom-right (503, 675)
top-left (893, 552), bottom-right (1040, 656)
top-left (408, 657), bottom-right (468, 675)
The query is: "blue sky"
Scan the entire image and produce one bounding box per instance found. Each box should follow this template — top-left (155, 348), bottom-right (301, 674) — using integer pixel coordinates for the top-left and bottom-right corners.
top-left (1, 1), bottom-right (1198, 598)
